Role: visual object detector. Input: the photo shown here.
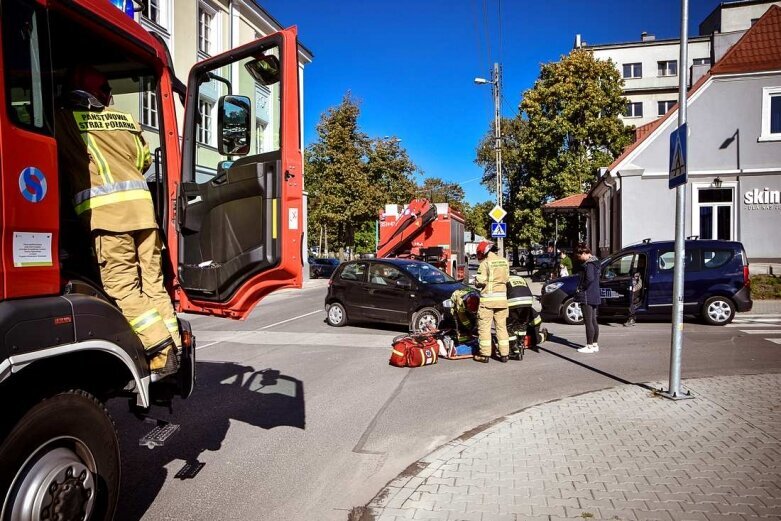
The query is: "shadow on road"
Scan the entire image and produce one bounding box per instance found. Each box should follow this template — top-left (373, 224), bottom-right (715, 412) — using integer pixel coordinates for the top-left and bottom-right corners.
top-left (112, 361), bottom-right (305, 521)
top-left (542, 335), bottom-right (655, 391)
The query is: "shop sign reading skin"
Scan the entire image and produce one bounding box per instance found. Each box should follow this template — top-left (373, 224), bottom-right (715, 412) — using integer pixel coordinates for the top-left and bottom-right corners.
top-left (743, 187), bottom-right (781, 210)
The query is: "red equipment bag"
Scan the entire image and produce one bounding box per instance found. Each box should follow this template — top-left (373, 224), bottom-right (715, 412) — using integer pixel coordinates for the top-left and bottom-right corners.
top-left (390, 334), bottom-right (439, 367)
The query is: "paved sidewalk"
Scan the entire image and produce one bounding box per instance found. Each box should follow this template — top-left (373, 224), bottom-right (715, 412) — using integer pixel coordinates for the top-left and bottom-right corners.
top-left (366, 374), bottom-right (781, 521)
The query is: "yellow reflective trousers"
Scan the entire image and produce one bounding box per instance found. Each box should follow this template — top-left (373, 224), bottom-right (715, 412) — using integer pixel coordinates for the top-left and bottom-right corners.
top-left (95, 230), bottom-right (181, 368)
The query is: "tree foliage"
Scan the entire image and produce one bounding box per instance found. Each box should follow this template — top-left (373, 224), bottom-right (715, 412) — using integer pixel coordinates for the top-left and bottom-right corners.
top-left (414, 177), bottom-right (466, 212)
top-left (305, 93), bottom-right (417, 254)
top-left (463, 200), bottom-right (494, 240)
top-left (476, 49), bottom-right (632, 247)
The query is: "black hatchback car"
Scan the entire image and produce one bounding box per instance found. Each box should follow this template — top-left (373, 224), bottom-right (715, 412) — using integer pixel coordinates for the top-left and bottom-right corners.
top-left (325, 259), bottom-right (469, 332)
top-left (540, 239), bottom-right (752, 326)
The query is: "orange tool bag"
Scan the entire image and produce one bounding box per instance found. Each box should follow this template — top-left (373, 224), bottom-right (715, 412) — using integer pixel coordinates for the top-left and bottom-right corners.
top-left (389, 333), bottom-right (438, 367)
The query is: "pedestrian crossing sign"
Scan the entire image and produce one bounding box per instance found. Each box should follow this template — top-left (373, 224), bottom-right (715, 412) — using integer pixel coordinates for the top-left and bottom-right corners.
top-left (490, 222), bottom-right (507, 238)
top-left (669, 123), bottom-right (687, 189)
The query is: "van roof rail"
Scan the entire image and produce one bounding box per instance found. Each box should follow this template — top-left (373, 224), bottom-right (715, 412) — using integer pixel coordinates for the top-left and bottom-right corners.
top-left (686, 235), bottom-right (699, 240)
top-left (642, 238), bottom-right (652, 244)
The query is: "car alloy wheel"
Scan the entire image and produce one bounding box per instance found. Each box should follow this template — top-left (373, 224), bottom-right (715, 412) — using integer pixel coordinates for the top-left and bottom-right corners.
top-left (563, 299), bottom-right (583, 325)
top-left (703, 296), bottom-right (735, 326)
top-left (412, 307), bottom-right (441, 333)
top-left (326, 302), bottom-right (347, 327)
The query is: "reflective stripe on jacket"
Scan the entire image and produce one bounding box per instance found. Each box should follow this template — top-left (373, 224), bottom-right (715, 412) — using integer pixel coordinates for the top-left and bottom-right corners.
top-left (475, 252), bottom-right (509, 309)
top-left (507, 275), bottom-right (534, 308)
top-left (56, 108), bottom-right (156, 233)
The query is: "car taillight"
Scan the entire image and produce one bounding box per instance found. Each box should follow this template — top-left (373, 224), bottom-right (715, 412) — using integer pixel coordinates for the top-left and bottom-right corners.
top-left (328, 277), bottom-right (333, 286)
top-left (743, 265), bottom-right (750, 288)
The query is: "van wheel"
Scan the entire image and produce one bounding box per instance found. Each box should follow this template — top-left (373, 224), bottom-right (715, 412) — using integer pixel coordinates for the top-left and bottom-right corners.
top-left (412, 307), bottom-right (441, 333)
top-left (562, 299), bottom-right (584, 325)
top-left (0, 390), bottom-right (120, 521)
top-left (326, 302), bottom-right (348, 327)
top-left (702, 296), bottom-right (735, 326)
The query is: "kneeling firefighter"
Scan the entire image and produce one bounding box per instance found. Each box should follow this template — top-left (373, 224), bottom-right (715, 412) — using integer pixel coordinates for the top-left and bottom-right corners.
top-left (474, 241), bottom-right (510, 363)
top-left (506, 275), bottom-right (548, 359)
top-left (56, 65), bottom-right (181, 378)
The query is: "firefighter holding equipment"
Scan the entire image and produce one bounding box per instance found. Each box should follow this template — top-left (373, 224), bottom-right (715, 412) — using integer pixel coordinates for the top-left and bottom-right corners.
top-left (506, 275), bottom-right (548, 359)
top-left (474, 241), bottom-right (510, 363)
top-left (56, 66), bottom-right (180, 379)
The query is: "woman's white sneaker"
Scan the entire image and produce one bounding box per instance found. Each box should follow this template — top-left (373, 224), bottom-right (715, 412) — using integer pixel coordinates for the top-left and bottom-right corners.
top-left (577, 344), bottom-right (595, 353)
top-left (591, 343), bottom-right (600, 353)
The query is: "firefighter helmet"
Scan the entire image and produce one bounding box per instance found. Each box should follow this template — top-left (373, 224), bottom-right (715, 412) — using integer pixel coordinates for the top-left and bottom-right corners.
top-left (476, 240), bottom-right (494, 258)
top-left (66, 65), bottom-right (112, 107)
top-left (464, 292), bottom-right (480, 314)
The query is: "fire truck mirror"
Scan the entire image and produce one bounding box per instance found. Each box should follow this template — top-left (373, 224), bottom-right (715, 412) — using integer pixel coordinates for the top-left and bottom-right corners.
top-left (245, 55), bottom-right (280, 86)
top-left (218, 95), bottom-right (251, 156)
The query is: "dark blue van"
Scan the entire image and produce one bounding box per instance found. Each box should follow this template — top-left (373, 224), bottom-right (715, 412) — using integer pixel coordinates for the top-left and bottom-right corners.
top-left (540, 240), bottom-right (752, 326)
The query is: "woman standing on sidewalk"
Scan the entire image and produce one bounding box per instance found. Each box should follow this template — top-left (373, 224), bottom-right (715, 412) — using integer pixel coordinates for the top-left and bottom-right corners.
top-left (575, 244), bottom-right (601, 353)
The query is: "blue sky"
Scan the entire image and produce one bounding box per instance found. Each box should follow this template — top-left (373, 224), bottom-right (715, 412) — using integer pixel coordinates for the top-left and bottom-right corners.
top-left (261, 0), bottom-right (718, 204)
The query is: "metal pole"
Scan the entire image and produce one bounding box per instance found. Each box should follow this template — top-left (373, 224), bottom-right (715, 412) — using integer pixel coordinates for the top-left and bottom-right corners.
top-left (493, 62), bottom-right (504, 257)
top-left (661, 0), bottom-right (693, 400)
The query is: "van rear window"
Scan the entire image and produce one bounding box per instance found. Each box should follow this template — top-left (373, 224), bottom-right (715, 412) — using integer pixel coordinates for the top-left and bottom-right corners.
top-left (702, 249), bottom-right (733, 269)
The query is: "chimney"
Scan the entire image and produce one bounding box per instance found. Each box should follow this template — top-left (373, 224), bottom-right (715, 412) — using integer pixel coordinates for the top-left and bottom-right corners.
top-left (641, 32), bottom-right (656, 42)
top-left (574, 33), bottom-right (582, 48)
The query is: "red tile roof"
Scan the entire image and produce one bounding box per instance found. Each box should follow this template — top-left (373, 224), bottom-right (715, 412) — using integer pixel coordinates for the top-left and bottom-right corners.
top-left (608, 6), bottom-right (781, 174)
top-left (711, 5), bottom-right (781, 75)
top-left (543, 193), bottom-right (594, 210)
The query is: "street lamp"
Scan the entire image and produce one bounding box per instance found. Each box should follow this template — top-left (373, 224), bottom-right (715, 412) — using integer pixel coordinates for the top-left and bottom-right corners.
top-left (474, 63), bottom-right (504, 257)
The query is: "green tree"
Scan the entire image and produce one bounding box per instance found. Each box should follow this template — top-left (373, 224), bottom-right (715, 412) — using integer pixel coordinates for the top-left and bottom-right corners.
top-left (305, 93), bottom-right (419, 256)
top-left (476, 49), bottom-right (632, 249)
top-left (415, 177), bottom-right (466, 212)
top-left (463, 200), bottom-right (494, 240)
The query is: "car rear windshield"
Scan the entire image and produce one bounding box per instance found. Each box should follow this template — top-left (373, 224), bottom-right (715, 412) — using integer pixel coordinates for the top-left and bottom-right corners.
top-left (401, 263), bottom-right (454, 284)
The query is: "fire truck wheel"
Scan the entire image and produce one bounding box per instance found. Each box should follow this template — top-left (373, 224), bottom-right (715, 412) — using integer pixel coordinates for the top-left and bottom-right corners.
top-left (326, 302), bottom-right (348, 327)
top-left (412, 307), bottom-right (441, 333)
top-left (0, 390), bottom-right (120, 521)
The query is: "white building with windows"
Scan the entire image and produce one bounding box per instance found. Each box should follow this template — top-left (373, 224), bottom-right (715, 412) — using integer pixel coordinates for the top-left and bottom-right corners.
top-left (588, 6), bottom-right (781, 263)
top-left (577, 0), bottom-right (780, 128)
top-left (113, 0), bottom-right (312, 182)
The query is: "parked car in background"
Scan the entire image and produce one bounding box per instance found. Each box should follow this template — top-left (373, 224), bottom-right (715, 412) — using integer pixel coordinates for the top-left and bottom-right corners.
top-left (540, 239), bottom-right (752, 326)
top-left (534, 253), bottom-right (557, 269)
top-left (309, 257), bottom-right (340, 279)
top-left (325, 259), bottom-right (469, 332)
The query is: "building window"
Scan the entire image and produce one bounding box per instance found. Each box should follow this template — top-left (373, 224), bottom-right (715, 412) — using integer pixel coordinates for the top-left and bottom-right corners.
top-left (142, 0), bottom-right (161, 27)
top-left (694, 186), bottom-right (734, 241)
top-left (657, 60), bottom-right (678, 77)
top-left (140, 79), bottom-right (158, 129)
top-left (622, 62), bottom-right (642, 79)
top-left (760, 86), bottom-right (781, 141)
top-left (198, 6), bottom-right (214, 55)
top-left (692, 57), bottom-right (710, 66)
top-left (657, 100), bottom-right (675, 116)
top-left (197, 99), bottom-right (213, 145)
top-left (624, 102), bottom-right (643, 118)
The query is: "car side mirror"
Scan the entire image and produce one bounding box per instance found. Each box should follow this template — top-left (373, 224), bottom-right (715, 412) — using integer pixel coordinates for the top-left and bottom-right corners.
top-left (396, 279), bottom-right (412, 289)
top-left (218, 95), bottom-right (251, 156)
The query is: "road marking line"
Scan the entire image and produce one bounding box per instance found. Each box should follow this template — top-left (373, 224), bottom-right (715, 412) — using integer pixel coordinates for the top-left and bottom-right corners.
top-left (195, 340), bottom-right (220, 351)
top-left (768, 339), bottom-right (781, 344)
top-left (259, 309), bottom-right (323, 330)
top-left (731, 318), bottom-right (781, 323)
top-left (736, 314), bottom-right (781, 318)
top-left (739, 330), bottom-right (781, 334)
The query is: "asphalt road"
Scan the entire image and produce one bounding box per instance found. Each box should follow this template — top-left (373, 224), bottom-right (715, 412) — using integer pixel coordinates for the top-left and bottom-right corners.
top-left (110, 282), bottom-right (781, 521)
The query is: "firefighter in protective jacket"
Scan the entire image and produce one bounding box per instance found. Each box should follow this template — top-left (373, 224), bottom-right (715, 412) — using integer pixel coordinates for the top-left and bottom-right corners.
top-left (506, 275), bottom-right (548, 358)
top-left (474, 241), bottom-right (510, 362)
top-left (56, 66), bottom-right (180, 378)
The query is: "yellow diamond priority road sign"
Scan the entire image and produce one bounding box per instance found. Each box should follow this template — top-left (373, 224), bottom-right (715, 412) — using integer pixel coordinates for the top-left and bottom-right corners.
top-left (488, 205), bottom-right (507, 223)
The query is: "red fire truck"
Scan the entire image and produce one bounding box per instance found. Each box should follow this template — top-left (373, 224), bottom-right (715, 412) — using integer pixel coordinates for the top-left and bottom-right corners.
top-left (0, 1), bottom-right (302, 518)
top-left (378, 199), bottom-right (466, 280)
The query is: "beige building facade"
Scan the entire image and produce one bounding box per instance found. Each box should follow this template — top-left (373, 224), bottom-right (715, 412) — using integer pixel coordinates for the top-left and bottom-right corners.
top-left (112, 0), bottom-right (312, 182)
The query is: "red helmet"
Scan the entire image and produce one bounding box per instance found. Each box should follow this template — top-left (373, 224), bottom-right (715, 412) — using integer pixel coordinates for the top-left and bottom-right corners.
top-left (464, 293), bottom-right (480, 314)
top-left (66, 65), bottom-right (112, 106)
top-left (476, 241), bottom-right (493, 258)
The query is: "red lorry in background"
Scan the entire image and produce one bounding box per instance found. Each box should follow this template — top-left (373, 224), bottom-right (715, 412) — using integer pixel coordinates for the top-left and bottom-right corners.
top-left (378, 199), bottom-right (467, 280)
